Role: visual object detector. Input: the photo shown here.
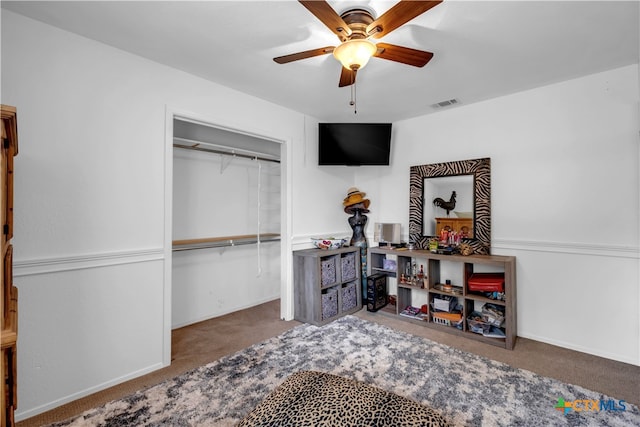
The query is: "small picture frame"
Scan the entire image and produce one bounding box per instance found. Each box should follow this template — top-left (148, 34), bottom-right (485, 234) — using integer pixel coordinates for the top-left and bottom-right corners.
top-left (383, 259), bottom-right (397, 271)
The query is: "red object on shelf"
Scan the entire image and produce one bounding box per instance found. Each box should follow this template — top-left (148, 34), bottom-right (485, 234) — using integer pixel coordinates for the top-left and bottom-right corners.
top-left (468, 273), bottom-right (504, 292)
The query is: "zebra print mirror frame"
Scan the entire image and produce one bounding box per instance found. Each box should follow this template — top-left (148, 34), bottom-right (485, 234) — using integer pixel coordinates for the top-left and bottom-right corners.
top-left (409, 158), bottom-right (491, 255)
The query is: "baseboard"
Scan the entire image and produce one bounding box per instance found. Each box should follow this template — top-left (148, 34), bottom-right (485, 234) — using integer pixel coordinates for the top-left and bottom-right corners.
top-left (517, 332), bottom-right (639, 367)
top-left (14, 362), bottom-right (166, 422)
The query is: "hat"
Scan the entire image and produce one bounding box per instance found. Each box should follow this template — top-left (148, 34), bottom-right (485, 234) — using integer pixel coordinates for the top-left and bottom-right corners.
top-left (344, 201), bottom-right (370, 214)
top-left (343, 187), bottom-right (370, 212)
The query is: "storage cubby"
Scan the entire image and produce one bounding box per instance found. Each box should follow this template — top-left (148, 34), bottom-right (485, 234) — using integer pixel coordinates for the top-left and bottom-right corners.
top-left (368, 247), bottom-right (517, 349)
top-left (293, 247), bottom-right (362, 326)
top-left (369, 250), bottom-right (397, 277)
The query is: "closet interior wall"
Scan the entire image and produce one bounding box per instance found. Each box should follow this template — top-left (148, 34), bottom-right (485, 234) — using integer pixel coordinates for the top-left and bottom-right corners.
top-left (172, 119), bottom-right (281, 328)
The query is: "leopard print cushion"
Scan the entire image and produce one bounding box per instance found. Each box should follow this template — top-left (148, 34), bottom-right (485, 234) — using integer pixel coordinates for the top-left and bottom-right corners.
top-left (237, 370), bottom-right (451, 426)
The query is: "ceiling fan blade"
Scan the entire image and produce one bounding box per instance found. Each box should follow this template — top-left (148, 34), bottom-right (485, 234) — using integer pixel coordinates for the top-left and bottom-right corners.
top-left (273, 46), bottom-right (335, 64)
top-left (367, 0), bottom-right (443, 39)
top-left (338, 68), bottom-right (356, 87)
top-left (299, 1), bottom-right (351, 42)
top-left (374, 43), bottom-right (434, 67)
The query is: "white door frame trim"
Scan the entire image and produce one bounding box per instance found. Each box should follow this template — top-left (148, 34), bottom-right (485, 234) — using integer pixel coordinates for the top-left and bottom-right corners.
top-left (163, 106), bottom-right (293, 366)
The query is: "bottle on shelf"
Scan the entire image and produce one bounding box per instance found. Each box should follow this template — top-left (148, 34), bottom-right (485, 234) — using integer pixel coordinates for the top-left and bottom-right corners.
top-left (417, 264), bottom-right (426, 288)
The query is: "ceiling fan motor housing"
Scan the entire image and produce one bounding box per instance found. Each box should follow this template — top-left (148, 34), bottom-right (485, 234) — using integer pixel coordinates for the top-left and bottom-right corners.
top-left (340, 8), bottom-right (376, 40)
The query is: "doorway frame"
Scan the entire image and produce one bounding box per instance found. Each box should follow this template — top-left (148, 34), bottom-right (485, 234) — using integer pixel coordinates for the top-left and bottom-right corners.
top-left (163, 106), bottom-right (292, 366)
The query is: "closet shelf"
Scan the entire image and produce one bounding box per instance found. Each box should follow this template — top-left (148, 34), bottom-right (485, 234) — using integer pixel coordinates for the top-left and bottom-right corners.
top-left (172, 233), bottom-right (280, 252)
top-left (173, 137), bottom-right (280, 163)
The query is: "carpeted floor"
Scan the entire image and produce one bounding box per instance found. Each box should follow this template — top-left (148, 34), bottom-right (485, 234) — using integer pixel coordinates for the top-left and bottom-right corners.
top-left (38, 315), bottom-right (640, 426)
top-left (17, 300), bottom-right (640, 426)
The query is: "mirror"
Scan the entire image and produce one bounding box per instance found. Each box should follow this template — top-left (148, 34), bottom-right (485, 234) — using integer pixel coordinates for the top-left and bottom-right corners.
top-left (423, 175), bottom-right (474, 237)
top-left (409, 158), bottom-right (491, 254)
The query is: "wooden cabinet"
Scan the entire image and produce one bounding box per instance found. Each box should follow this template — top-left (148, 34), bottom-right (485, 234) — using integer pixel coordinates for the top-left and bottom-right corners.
top-left (369, 247), bottom-right (517, 350)
top-left (293, 247), bottom-right (362, 326)
top-left (1, 105), bottom-right (18, 427)
top-left (435, 217), bottom-right (473, 238)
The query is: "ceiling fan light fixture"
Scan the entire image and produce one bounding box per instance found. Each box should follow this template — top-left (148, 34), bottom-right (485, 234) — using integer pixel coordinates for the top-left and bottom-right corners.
top-left (333, 39), bottom-right (377, 70)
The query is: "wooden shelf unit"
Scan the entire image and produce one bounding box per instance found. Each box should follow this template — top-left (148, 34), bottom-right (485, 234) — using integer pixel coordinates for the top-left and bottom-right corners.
top-left (1, 104), bottom-right (18, 427)
top-left (293, 247), bottom-right (362, 326)
top-left (369, 247), bottom-right (517, 350)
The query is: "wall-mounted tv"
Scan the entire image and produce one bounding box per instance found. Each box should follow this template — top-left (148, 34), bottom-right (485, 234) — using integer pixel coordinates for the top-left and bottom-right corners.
top-left (318, 123), bottom-right (392, 166)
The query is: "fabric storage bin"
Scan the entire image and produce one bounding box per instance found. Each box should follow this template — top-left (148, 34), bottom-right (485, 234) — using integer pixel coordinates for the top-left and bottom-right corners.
top-left (468, 273), bottom-right (504, 292)
top-left (341, 252), bottom-right (357, 282)
top-left (341, 281), bottom-right (358, 311)
top-left (321, 288), bottom-right (338, 320)
top-left (321, 256), bottom-right (337, 286)
top-left (366, 274), bottom-right (388, 312)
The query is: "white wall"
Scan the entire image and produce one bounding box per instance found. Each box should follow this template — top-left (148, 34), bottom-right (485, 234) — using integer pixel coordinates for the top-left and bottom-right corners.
top-left (1, 10), bottom-right (337, 420)
top-left (3, 7), bottom-right (639, 422)
top-left (291, 116), bottom-right (357, 245)
top-left (358, 65), bottom-right (640, 365)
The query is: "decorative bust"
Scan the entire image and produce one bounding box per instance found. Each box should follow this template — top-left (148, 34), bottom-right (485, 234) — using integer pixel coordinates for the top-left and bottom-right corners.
top-left (342, 187), bottom-right (370, 247)
top-left (343, 187), bottom-right (371, 294)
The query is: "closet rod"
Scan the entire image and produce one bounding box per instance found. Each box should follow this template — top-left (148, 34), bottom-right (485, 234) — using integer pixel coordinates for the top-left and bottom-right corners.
top-left (172, 233), bottom-right (280, 252)
top-left (173, 137), bottom-right (280, 163)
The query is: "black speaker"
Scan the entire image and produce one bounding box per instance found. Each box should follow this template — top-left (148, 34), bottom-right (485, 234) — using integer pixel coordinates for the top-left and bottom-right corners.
top-left (366, 274), bottom-right (388, 312)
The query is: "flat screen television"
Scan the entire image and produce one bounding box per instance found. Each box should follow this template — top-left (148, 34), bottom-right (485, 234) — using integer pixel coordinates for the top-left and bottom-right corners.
top-left (318, 123), bottom-right (392, 166)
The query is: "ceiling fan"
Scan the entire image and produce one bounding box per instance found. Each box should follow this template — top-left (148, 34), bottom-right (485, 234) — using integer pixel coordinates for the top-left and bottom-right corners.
top-left (273, 0), bottom-right (443, 87)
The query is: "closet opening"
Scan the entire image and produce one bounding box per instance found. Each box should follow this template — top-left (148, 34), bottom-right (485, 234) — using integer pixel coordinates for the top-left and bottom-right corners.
top-left (170, 116), bottom-right (283, 337)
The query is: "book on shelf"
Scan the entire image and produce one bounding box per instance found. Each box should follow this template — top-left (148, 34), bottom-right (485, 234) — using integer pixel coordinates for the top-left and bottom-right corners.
top-left (483, 326), bottom-right (506, 338)
top-left (399, 305), bottom-right (427, 320)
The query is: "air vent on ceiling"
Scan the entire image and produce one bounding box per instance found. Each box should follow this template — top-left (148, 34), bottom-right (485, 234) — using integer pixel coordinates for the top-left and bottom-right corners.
top-left (431, 98), bottom-right (459, 109)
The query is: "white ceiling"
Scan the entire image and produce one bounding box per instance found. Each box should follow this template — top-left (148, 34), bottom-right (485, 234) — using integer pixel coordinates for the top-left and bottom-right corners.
top-left (3, 0), bottom-right (638, 123)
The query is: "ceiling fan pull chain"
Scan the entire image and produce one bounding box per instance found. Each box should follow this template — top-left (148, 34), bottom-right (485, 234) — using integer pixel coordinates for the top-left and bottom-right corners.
top-left (350, 69), bottom-right (357, 114)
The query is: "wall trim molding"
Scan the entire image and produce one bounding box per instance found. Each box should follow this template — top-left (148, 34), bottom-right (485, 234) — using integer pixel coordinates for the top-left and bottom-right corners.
top-left (16, 238), bottom-right (633, 276)
top-left (294, 234), bottom-right (639, 259)
top-left (13, 248), bottom-right (165, 277)
top-left (493, 238), bottom-right (639, 259)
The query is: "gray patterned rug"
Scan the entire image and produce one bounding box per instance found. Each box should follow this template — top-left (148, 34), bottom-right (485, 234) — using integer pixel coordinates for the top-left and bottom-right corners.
top-left (51, 316), bottom-right (638, 426)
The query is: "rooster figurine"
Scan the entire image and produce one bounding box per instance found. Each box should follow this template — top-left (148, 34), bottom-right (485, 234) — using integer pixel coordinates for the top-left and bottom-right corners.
top-left (433, 191), bottom-right (457, 216)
